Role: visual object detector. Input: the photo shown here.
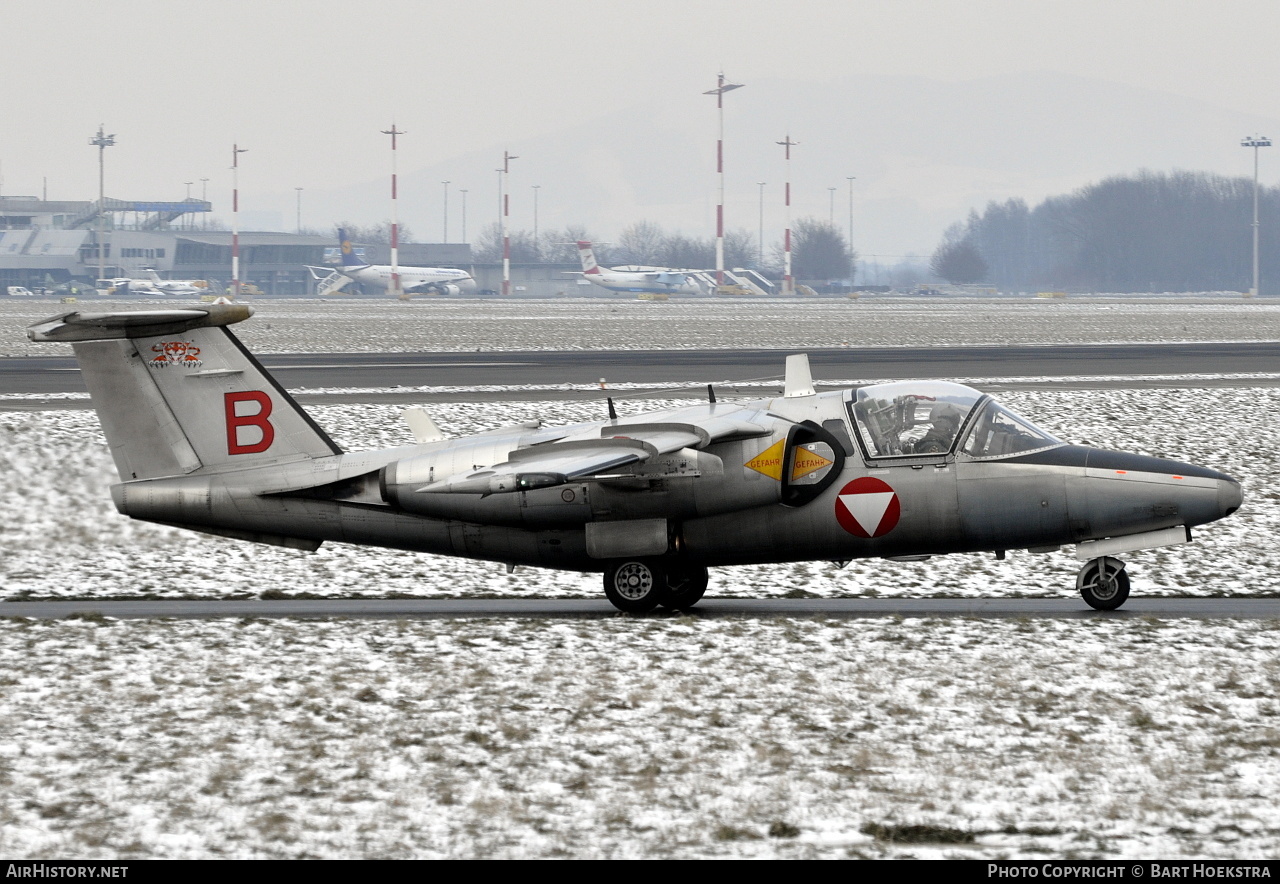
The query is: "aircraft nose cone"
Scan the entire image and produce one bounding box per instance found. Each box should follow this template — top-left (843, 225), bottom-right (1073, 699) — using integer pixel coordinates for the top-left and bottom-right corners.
top-left (1219, 476), bottom-right (1244, 518)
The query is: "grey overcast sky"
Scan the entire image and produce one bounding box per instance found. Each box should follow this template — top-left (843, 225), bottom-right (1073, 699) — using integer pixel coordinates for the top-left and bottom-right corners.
top-left (5, 0), bottom-right (1280, 252)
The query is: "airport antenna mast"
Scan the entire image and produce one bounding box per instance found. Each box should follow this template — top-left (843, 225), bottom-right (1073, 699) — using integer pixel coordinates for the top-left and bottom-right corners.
top-left (231, 144), bottom-right (248, 299)
top-left (498, 151), bottom-right (518, 295)
top-left (382, 124), bottom-right (406, 298)
top-left (704, 73), bottom-right (744, 288)
top-left (1242, 135), bottom-right (1271, 297)
top-left (847, 176), bottom-right (856, 292)
top-left (89, 125), bottom-right (116, 285)
top-left (777, 135), bottom-right (799, 294)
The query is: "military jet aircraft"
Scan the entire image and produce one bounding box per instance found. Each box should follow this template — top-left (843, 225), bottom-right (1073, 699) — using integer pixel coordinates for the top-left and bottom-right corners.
top-left (29, 304), bottom-right (1242, 613)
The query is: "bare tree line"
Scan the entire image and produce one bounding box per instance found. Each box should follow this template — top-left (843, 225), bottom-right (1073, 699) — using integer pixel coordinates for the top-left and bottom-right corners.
top-left (932, 170), bottom-right (1280, 292)
top-left (469, 218), bottom-right (856, 280)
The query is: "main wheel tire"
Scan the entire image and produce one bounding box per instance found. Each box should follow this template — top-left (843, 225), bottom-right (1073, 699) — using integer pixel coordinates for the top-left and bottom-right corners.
top-left (660, 565), bottom-right (709, 611)
top-left (604, 559), bottom-right (666, 613)
top-left (1077, 556), bottom-right (1131, 610)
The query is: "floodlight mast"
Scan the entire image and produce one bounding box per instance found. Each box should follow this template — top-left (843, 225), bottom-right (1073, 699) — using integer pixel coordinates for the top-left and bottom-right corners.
top-left (704, 73), bottom-right (744, 287)
top-left (847, 176), bottom-right (856, 292)
top-left (381, 124), bottom-right (405, 298)
top-left (757, 182), bottom-right (766, 268)
top-left (442, 180), bottom-right (450, 243)
top-left (1242, 135), bottom-right (1271, 297)
top-left (89, 125), bottom-right (116, 284)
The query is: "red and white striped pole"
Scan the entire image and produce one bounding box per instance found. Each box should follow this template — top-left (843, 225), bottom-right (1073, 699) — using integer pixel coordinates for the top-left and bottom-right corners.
top-left (231, 144), bottom-right (247, 298)
top-left (499, 150), bottom-right (518, 296)
top-left (704, 74), bottom-right (743, 289)
top-left (381, 124), bottom-right (405, 298)
top-left (777, 135), bottom-right (798, 294)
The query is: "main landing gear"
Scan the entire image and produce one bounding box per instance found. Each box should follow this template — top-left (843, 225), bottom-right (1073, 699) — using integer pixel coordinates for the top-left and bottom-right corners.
top-left (603, 559), bottom-right (709, 614)
top-left (1077, 556), bottom-right (1130, 611)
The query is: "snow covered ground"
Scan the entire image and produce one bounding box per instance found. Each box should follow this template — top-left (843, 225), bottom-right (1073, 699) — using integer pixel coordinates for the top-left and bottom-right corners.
top-left (2, 297), bottom-right (1278, 858)
top-left (1, 616), bottom-right (1277, 859)
top-left (3, 294), bottom-right (1280, 357)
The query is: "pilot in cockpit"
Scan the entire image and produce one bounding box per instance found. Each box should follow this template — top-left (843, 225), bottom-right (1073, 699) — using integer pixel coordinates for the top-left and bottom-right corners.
top-left (910, 403), bottom-right (963, 454)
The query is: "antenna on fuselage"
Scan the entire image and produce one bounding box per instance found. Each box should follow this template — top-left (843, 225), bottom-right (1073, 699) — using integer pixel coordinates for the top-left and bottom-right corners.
top-left (707, 384), bottom-right (717, 404)
top-left (607, 397), bottom-right (618, 420)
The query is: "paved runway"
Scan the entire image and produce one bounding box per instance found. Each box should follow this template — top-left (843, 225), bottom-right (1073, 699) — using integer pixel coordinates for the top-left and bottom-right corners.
top-left (3, 341), bottom-right (1280, 396)
top-left (3, 597), bottom-right (1277, 620)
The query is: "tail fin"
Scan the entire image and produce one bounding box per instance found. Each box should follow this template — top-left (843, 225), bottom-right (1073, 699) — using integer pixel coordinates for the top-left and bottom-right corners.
top-left (145, 269), bottom-right (162, 283)
top-left (28, 306), bottom-right (341, 482)
top-left (337, 228), bottom-right (364, 268)
top-left (576, 241), bottom-right (602, 275)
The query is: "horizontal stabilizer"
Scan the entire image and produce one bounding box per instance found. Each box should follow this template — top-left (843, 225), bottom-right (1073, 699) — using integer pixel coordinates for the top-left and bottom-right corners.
top-left (28, 304), bottom-right (254, 342)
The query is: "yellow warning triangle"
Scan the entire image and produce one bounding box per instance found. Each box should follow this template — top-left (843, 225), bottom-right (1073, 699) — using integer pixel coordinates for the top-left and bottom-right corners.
top-left (791, 446), bottom-right (833, 480)
top-left (745, 440), bottom-right (786, 480)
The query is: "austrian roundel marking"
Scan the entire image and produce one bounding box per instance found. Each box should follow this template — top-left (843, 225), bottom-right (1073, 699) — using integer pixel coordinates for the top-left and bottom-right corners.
top-left (835, 477), bottom-right (901, 538)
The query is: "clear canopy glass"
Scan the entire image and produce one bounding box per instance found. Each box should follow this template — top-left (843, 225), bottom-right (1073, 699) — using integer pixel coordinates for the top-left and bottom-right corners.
top-left (849, 381), bottom-right (1062, 460)
top-left (849, 381), bottom-right (985, 457)
top-left (961, 399), bottom-right (1061, 459)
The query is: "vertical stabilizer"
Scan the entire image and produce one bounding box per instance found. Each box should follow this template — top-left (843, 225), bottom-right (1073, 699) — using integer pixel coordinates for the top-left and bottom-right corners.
top-left (28, 307), bottom-right (341, 481)
top-left (576, 241), bottom-right (602, 275)
top-left (337, 228), bottom-right (364, 268)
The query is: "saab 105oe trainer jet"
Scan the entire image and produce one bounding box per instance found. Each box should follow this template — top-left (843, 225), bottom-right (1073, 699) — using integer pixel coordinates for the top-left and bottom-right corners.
top-left (29, 305), bottom-right (1242, 613)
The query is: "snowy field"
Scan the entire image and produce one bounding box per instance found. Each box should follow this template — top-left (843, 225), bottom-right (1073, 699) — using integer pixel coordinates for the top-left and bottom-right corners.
top-left (2, 297), bottom-right (1279, 858)
top-left (1, 616), bottom-right (1277, 859)
top-left (3, 294), bottom-right (1280, 356)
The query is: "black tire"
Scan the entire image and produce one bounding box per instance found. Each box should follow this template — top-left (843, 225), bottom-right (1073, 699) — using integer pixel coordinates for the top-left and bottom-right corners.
top-left (604, 559), bottom-right (666, 613)
top-left (1077, 556), bottom-right (1130, 610)
top-left (661, 565), bottom-right (709, 611)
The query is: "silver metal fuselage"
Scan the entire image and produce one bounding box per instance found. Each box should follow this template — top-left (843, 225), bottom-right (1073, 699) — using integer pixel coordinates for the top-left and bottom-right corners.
top-left (111, 385), bottom-right (1241, 572)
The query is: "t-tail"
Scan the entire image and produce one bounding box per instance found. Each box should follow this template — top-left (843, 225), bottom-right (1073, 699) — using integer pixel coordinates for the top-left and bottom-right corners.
top-left (27, 305), bottom-right (341, 483)
top-left (576, 241), bottom-right (602, 275)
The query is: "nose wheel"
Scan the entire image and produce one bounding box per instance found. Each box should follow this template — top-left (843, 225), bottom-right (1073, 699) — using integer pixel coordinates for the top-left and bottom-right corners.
top-left (1077, 556), bottom-right (1130, 610)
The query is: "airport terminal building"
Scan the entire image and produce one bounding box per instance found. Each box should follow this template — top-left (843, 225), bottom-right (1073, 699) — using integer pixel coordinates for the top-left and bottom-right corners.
top-left (0, 196), bottom-right (477, 295)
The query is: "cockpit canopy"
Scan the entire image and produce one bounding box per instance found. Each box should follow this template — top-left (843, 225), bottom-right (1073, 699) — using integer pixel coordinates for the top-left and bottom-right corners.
top-left (848, 381), bottom-right (1061, 460)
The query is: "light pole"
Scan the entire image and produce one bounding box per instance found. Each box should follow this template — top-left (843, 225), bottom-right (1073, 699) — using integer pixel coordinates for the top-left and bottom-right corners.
top-left (295, 187), bottom-right (302, 234)
top-left (757, 181), bottom-right (766, 269)
top-left (777, 135), bottom-right (799, 294)
top-left (532, 184), bottom-right (540, 259)
top-left (231, 144), bottom-right (248, 298)
top-left (704, 73), bottom-right (744, 287)
top-left (381, 124), bottom-right (405, 297)
top-left (89, 125), bottom-right (116, 283)
top-left (847, 176), bottom-right (856, 290)
top-left (828, 186), bottom-right (836, 226)
top-left (459, 189), bottom-right (468, 243)
top-left (442, 180), bottom-right (450, 242)
top-left (497, 150), bottom-right (518, 295)
top-left (200, 177), bottom-right (209, 230)
top-left (185, 181), bottom-right (193, 230)
top-left (1242, 135), bottom-right (1271, 297)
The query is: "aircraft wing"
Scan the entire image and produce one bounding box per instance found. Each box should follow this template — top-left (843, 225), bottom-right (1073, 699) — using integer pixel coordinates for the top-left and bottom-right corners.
top-left (419, 410), bottom-right (772, 495)
top-left (417, 438), bottom-right (652, 494)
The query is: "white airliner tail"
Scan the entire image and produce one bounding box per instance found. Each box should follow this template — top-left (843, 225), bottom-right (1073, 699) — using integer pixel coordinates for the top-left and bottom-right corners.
top-left (576, 241), bottom-right (602, 276)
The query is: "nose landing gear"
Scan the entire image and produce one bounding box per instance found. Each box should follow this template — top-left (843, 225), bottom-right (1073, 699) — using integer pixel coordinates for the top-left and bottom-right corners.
top-left (1077, 556), bottom-right (1130, 610)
